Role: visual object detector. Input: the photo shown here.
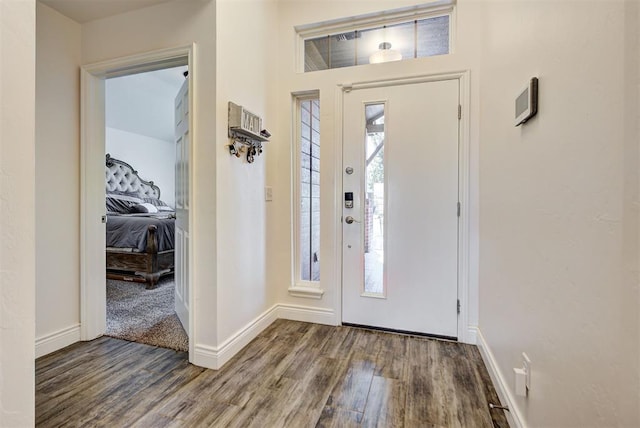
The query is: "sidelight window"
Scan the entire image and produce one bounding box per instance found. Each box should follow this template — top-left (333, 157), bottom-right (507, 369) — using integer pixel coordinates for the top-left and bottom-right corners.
top-left (295, 95), bottom-right (321, 282)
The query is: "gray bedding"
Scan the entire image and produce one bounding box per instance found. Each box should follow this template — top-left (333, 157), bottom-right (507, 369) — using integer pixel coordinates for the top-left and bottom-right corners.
top-left (106, 213), bottom-right (175, 253)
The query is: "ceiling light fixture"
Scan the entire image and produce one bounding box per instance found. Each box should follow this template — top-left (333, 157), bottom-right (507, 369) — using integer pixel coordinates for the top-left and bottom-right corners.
top-left (369, 42), bottom-right (402, 64)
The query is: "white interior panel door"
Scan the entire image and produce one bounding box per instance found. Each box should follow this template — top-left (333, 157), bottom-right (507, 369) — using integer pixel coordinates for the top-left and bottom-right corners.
top-left (174, 77), bottom-right (189, 333)
top-left (83, 73), bottom-right (107, 340)
top-left (342, 79), bottom-right (460, 338)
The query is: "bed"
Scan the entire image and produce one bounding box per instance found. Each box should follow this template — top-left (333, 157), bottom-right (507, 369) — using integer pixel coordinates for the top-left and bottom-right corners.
top-left (105, 154), bottom-right (175, 289)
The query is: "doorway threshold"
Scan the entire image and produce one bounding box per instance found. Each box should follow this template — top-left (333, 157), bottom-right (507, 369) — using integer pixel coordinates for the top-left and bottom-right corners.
top-left (342, 322), bottom-right (458, 342)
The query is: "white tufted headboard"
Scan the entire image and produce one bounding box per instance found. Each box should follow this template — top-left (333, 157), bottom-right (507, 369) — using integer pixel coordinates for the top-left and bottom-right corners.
top-left (105, 154), bottom-right (161, 199)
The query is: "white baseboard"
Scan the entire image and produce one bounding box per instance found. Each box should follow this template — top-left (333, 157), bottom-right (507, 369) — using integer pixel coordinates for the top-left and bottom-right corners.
top-left (466, 325), bottom-right (478, 345)
top-left (277, 303), bottom-right (336, 325)
top-left (191, 344), bottom-right (218, 369)
top-left (192, 303), bottom-right (336, 370)
top-left (476, 327), bottom-right (526, 428)
top-left (193, 304), bottom-right (280, 370)
top-left (35, 324), bottom-right (81, 358)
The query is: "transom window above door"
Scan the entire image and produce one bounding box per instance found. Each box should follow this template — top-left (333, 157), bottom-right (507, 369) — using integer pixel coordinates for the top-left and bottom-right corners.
top-left (296, 3), bottom-right (454, 72)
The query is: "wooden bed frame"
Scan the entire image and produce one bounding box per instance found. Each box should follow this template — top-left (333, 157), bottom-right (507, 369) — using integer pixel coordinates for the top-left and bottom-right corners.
top-left (105, 154), bottom-right (174, 289)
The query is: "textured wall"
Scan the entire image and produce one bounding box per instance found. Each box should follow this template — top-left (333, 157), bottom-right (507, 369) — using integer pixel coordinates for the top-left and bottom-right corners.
top-left (0, 0), bottom-right (36, 425)
top-left (35, 2), bottom-right (81, 353)
top-left (478, 1), bottom-right (639, 425)
top-left (215, 0), bottom-right (278, 343)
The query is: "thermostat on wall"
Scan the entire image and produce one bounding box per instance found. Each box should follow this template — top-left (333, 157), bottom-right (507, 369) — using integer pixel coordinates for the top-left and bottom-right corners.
top-left (515, 77), bottom-right (538, 126)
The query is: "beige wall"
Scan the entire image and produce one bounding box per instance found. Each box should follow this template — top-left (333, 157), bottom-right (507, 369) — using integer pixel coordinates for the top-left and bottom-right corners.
top-left (478, 1), bottom-right (639, 426)
top-left (216, 0), bottom-right (279, 342)
top-left (0, 0), bottom-right (36, 425)
top-left (35, 2), bottom-right (81, 355)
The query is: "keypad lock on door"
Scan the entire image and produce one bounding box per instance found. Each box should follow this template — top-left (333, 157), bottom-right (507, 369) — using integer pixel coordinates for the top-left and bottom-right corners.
top-left (344, 192), bottom-right (354, 209)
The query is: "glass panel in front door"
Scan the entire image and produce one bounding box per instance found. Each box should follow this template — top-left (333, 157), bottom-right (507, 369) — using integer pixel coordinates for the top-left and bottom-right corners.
top-left (364, 103), bottom-right (385, 296)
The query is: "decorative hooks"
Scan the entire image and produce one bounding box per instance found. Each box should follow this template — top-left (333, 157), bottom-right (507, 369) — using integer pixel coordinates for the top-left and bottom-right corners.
top-left (227, 102), bottom-right (270, 163)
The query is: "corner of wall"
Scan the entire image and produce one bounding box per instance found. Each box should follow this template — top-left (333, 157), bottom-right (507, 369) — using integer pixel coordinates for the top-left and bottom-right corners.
top-left (475, 328), bottom-right (525, 428)
top-left (192, 302), bottom-right (336, 370)
top-left (35, 0), bottom-right (82, 348)
top-left (194, 305), bottom-right (279, 370)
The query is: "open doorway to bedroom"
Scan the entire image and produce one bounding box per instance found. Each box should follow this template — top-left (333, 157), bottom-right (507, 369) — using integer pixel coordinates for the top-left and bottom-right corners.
top-left (80, 46), bottom-right (194, 360)
top-left (103, 65), bottom-right (189, 352)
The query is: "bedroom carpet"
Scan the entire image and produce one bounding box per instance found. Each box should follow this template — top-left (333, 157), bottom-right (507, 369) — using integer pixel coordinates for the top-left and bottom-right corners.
top-left (106, 275), bottom-right (188, 352)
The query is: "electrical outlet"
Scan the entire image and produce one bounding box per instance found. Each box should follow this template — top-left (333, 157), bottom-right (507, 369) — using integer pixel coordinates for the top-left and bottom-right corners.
top-left (522, 352), bottom-right (531, 391)
top-left (265, 186), bottom-right (273, 201)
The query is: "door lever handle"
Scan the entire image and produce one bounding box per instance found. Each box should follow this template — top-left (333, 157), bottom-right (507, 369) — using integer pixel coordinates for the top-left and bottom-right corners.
top-left (345, 216), bottom-right (360, 224)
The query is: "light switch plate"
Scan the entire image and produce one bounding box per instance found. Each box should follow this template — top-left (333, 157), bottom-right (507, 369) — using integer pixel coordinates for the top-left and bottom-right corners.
top-left (265, 186), bottom-right (273, 201)
top-left (522, 352), bottom-right (531, 390)
top-left (514, 368), bottom-right (527, 396)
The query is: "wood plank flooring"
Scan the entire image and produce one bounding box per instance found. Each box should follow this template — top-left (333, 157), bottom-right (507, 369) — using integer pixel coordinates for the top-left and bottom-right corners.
top-left (36, 320), bottom-right (509, 427)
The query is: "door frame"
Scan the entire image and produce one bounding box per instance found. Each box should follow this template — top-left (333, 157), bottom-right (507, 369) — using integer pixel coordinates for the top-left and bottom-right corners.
top-left (335, 71), bottom-right (472, 343)
top-left (80, 45), bottom-right (197, 359)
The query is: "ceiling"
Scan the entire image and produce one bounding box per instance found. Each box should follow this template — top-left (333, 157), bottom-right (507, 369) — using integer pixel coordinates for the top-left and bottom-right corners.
top-left (106, 65), bottom-right (188, 142)
top-left (39, 0), bottom-right (175, 23)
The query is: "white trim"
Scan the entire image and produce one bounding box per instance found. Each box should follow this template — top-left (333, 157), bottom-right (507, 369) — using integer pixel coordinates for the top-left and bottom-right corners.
top-left (278, 303), bottom-right (337, 325)
top-left (295, 1), bottom-right (454, 36)
top-left (191, 344), bottom-right (220, 370)
top-left (457, 70), bottom-right (473, 344)
top-left (337, 71), bottom-right (473, 344)
top-left (186, 45), bottom-right (197, 362)
top-left (80, 68), bottom-right (106, 341)
top-left (476, 327), bottom-right (527, 428)
top-left (466, 325), bottom-right (478, 345)
top-left (334, 86), bottom-right (345, 327)
top-left (82, 46), bottom-right (191, 77)
top-left (80, 45), bottom-right (196, 361)
top-left (193, 305), bottom-right (280, 370)
top-left (35, 325), bottom-right (81, 359)
top-left (342, 71), bottom-right (468, 91)
top-left (288, 285), bottom-right (325, 299)
top-left (192, 303), bottom-right (337, 370)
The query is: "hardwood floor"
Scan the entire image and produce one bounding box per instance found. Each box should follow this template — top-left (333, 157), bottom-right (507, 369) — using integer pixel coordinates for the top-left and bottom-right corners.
top-left (36, 320), bottom-right (509, 427)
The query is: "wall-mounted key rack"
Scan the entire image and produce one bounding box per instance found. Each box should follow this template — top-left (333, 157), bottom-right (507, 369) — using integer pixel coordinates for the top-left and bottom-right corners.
top-left (228, 102), bottom-right (271, 163)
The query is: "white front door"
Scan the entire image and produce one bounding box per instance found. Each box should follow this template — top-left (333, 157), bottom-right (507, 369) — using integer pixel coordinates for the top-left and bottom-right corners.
top-left (174, 77), bottom-right (189, 332)
top-left (342, 79), bottom-right (460, 338)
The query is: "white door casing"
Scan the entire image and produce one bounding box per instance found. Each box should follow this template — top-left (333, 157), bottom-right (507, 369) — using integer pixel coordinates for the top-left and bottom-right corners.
top-left (80, 70), bottom-right (107, 340)
top-left (174, 77), bottom-right (190, 332)
top-left (342, 78), bottom-right (460, 338)
top-left (81, 46), bottom-right (195, 357)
